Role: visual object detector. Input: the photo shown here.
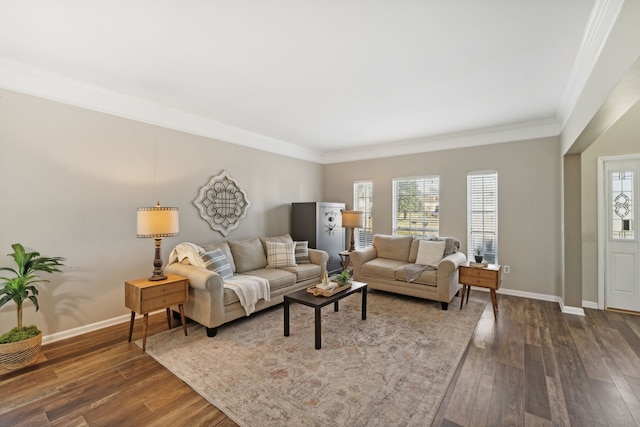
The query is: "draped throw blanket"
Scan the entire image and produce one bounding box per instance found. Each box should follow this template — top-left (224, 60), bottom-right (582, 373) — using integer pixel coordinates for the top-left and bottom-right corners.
top-left (168, 242), bottom-right (206, 268)
top-left (225, 275), bottom-right (271, 316)
top-left (403, 264), bottom-right (436, 283)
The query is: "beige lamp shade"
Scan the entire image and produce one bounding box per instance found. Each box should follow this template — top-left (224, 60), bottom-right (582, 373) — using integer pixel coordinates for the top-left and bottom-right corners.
top-left (341, 210), bottom-right (364, 228)
top-left (137, 204), bottom-right (180, 238)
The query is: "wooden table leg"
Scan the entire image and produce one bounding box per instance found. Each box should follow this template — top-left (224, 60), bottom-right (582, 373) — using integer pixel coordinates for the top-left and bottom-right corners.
top-left (334, 301), bottom-right (339, 312)
top-left (490, 289), bottom-right (498, 319)
top-left (314, 307), bottom-right (322, 350)
top-left (361, 287), bottom-right (367, 320)
top-left (165, 307), bottom-right (172, 330)
top-left (179, 304), bottom-right (188, 336)
top-left (460, 286), bottom-right (466, 309)
top-left (128, 311), bottom-right (135, 342)
top-left (284, 300), bottom-right (290, 337)
top-left (142, 313), bottom-right (149, 352)
top-left (466, 285), bottom-right (471, 304)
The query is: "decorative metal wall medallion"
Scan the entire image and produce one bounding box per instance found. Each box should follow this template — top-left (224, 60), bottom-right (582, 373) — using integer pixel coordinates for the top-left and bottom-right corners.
top-left (194, 170), bottom-right (252, 236)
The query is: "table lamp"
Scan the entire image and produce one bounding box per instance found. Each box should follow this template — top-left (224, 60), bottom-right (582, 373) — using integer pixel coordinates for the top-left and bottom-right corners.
top-left (341, 210), bottom-right (364, 252)
top-left (137, 202), bottom-right (179, 281)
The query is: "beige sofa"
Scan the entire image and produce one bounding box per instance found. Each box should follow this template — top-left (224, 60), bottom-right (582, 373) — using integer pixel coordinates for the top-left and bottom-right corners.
top-left (350, 234), bottom-right (466, 310)
top-left (164, 234), bottom-right (328, 337)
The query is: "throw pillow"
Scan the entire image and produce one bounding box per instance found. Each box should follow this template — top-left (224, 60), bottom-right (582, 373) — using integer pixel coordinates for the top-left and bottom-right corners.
top-left (200, 248), bottom-right (233, 279)
top-left (228, 237), bottom-right (268, 273)
top-left (266, 241), bottom-right (297, 268)
top-left (294, 241), bottom-right (310, 264)
top-left (415, 240), bottom-right (446, 267)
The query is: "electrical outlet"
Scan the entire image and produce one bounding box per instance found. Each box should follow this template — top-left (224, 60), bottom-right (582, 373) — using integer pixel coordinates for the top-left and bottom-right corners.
top-left (503, 265), bottom-right (510, 274)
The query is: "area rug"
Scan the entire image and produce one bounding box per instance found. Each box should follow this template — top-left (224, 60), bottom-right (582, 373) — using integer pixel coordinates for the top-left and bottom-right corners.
top-left (141, 291), bottom-right (485, 427)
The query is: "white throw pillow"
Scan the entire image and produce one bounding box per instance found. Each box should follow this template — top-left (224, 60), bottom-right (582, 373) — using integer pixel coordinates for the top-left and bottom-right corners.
top-left (415, 240), bottom-right (446, 267)
top-left (266, 241), bottom-right (297, 268)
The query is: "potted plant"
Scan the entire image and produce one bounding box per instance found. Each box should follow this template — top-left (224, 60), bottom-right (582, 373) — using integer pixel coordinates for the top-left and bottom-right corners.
top-left (474, 246), bottom-right (483, 263)
top-left (0, 243), bottom-right (65, 369)
top-left (335, 269), bottom-right (351, 287)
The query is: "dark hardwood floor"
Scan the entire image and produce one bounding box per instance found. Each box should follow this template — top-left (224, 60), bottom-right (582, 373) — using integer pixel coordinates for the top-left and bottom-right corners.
top-left (3, 291), bottom-right (640, 426)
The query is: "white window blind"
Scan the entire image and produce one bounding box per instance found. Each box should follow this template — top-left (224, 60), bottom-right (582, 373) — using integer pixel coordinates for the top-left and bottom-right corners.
top-left (353, 180), bottom-right (373, 248)
top-left (467, 172), bottom-right (498, 263)
top-left (392, 176), bottom-right (439, 237)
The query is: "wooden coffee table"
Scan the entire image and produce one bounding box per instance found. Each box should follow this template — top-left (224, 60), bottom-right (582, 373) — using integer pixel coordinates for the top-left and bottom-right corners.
top-left (284, 281), bottom-right (367, 349)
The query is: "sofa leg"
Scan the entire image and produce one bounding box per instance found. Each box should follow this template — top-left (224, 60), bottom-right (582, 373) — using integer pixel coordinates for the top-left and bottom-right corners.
top-left (206, 327), bottom-right (218, 338)
top-left (441, 302), bottom-right (449, 310)
top-left (455, 290), bottom-right (460, 297)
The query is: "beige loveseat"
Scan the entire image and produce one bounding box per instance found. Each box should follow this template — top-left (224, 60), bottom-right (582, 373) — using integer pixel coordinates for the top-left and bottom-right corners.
top-left (164, 234), bottom-right (328, 337)
top-left (350, 234), bottom-right (466, 310)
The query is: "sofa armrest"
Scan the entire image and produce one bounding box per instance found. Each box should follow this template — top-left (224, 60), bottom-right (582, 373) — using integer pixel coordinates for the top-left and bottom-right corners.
top-left (164, 262), bottom-right (224, 294)
top-left (350, 246), bottom-right (377, 280)
top-left (437, 252), bottom-right (466, 277)
top-left (308, 248), bottom-right (329, 277)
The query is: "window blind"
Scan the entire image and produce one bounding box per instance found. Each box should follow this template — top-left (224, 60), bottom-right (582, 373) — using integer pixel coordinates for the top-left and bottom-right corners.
top-left (393, 176), bottom-right (439, 237)
top-left (353, 180), bottom-right (373, 248)
top-left (467, 172), bottom-right (498, 263)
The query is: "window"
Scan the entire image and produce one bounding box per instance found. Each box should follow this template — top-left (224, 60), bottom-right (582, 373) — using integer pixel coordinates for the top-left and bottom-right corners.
top-left (467, 172), bottom-right (498, 263)
top-left (353, 180), bottom-right (373, 248)
top-left (393, 176), bottom-right (439, 237)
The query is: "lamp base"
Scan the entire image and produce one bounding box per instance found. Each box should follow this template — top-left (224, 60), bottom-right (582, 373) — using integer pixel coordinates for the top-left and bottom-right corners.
top-left (149, 238), bottom-right (167, 281)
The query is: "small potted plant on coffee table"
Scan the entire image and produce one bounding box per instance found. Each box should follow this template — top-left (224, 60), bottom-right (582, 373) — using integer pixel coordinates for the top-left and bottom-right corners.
top-left (0, 243), bottom-right (65, 369)
top-left (335, 269), bottom-right (351, 287)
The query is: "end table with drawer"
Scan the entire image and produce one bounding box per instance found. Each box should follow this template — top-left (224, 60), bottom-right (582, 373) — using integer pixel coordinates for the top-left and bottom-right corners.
top-left (125, 273), bottom-right (188, 352)
top-left (459, 262), bottom-right (502, 319)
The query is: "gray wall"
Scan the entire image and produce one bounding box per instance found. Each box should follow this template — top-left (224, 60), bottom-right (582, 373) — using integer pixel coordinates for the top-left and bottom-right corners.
top-left (581, 99), bottom-right (640, 303)
top-left (323, 137), bottom-right (562, 297)
top-left (0, 89), bottom-right (323, 337)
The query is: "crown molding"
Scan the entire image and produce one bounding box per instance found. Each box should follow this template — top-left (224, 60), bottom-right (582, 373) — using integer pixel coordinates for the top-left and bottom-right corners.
top-left (0, 57), bottom-right (564, 165)
top-left (0, 58), bottom-right (322, 163)
top-left (557, 0), bottom-right (625, 128)
top-left (319, 119), bottom-right (561, 164)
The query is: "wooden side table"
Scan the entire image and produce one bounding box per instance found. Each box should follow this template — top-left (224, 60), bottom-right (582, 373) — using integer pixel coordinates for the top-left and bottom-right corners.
top-left (125, 273), bottom-right (188, 352)
top-left (459, 263), bottom-right (502, 319)
top-left (338, 250), bottom-right (351, 271)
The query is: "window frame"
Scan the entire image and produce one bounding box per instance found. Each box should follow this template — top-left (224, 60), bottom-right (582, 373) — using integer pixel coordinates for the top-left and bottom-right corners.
top-left (392, 175), bottom-right (440, 237)
top-left (353, 180), bottom-right (373, 249)
top-left (467, 171), bottom-right (498, 263)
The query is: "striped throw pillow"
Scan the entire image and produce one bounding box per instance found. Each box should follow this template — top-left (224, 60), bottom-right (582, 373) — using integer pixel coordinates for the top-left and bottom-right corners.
top-left (294, 241), bottom-right (310, 264)
top-left (200, 248), bottom-right (233, 279)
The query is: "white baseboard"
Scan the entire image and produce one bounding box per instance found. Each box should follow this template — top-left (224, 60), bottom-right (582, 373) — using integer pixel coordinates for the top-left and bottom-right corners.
top-left (582, 300), bottom-right (598, 309)
top-left (42, 310), bottom-right (164, 345)
top-left (468, 286), bottom-right (585, 316)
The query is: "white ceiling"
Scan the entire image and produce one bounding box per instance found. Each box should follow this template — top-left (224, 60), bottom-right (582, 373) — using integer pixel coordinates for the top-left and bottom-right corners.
top-left (0, 1), bottom-right (608, 163)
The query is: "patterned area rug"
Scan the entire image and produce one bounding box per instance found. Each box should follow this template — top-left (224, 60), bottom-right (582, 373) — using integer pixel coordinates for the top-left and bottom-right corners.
top-left (141, 290), bottom-right (485, 427)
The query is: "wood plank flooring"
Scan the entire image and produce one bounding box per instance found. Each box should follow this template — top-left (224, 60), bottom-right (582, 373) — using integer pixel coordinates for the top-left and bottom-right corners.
top-left (3, 291), bottom-right (640, 426)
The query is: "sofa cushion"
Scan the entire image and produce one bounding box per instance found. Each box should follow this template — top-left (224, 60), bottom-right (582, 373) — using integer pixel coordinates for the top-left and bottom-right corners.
top-left (282, 263), bottom-right (321, 282)
top-left (260, 234), bottom-right (294, 252)
top-left (408, 237), bottom-right (459, 263)
top-left (240, 268), bottom-right (296, 292)
top-left (395, 267), bottom-right (438, 286)
top-left (200, 248), bottom-right (233, 280)
top-left (415, 240), bottom-right (445, 267)
top-left (361, 258), bottom-right (410, 280)
top-left (265, 241), bottom-right (297, 268)
top-left (202, 241), bottom-right (236, 273)
top-left (294, 241), bottom-right (311, 264)
top-left (228, 238), bottom-right (268, 273)
top-left (373, 234), bottom-right (413, 261)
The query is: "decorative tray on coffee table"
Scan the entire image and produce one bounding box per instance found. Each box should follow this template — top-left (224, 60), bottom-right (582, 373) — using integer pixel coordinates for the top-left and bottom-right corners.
top-left (307, 281), bottom-right (351, 297)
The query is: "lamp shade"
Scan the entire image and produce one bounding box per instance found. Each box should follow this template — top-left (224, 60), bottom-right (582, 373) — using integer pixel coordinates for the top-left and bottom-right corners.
top-left (137, 204), bottom-right (179, 238)
top-left (341, 210), bottom-right (364, 228)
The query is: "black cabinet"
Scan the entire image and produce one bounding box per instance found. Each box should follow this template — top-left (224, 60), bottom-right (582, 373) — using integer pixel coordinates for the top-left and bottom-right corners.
top-left (291, 202), bottom-right (346, 273)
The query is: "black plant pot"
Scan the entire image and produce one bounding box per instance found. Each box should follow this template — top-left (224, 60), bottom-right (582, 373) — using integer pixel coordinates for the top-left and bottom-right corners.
top-left (474, 255), bottom-right (483, 263)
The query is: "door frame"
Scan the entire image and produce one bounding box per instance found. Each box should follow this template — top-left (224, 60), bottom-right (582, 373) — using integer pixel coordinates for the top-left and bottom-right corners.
top-left (597, 154), bottom-right (640, 309)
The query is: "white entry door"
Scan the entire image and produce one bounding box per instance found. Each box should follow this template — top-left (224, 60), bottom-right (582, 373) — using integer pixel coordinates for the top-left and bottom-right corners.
top-left (605, 158), bottom-right (640, 311)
